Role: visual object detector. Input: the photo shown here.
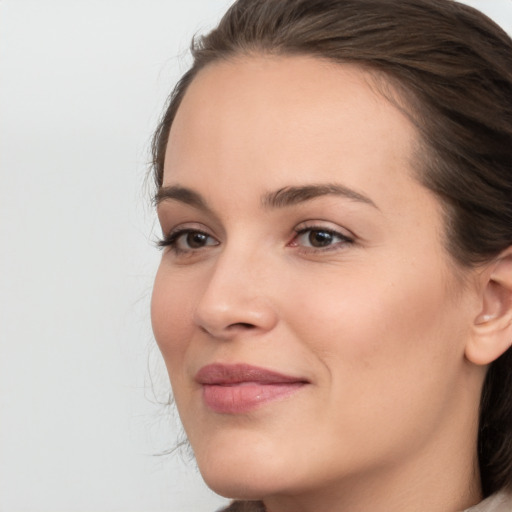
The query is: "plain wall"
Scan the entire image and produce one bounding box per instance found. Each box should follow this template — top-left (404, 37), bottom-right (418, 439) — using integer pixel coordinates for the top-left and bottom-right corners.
top-left (1, 1), bottom-right (511, 511)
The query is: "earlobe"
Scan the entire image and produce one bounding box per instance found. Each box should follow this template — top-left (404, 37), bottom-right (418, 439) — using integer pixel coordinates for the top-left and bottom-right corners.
top-left (465, 248), bottom-right (512, 366)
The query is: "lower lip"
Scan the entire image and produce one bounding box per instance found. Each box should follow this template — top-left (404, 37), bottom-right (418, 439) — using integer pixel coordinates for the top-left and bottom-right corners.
top-left (202, 382), bottom-right (305, 414)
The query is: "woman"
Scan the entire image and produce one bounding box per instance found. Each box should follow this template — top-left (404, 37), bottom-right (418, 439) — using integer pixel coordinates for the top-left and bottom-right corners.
top-left (150, 0), bottom-right (512, 510)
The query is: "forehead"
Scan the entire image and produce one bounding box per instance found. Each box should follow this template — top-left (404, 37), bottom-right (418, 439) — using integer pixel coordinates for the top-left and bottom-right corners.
top-left (164, 55), bottom-right (419, 190)
top-left (162, 56), bottom-right (434, 225)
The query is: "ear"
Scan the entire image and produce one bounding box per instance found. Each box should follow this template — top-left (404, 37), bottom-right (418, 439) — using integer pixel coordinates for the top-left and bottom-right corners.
top-left (465, 248), bottom-right (512, 366)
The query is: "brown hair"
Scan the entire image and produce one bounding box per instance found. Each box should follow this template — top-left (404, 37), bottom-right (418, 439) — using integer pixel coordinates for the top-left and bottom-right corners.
top-left (152, 0), bottom-right (512, 496)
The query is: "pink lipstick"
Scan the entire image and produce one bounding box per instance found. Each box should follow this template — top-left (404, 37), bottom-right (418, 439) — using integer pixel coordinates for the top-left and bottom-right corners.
top-left (196, 363), bottom-right (308, 414)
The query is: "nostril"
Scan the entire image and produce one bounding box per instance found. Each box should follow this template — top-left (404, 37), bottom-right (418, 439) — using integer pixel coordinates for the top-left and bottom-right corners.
top-left (198, 321), bottom-right (258, 338)
top-left (229, 322), bottom-right (256, 330)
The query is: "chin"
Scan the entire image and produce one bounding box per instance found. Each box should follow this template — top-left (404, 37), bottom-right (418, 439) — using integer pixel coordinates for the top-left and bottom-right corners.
top-left (194, 441), bottom-right (298, 501)
top-left (202, 474), bottom-right (267, 501)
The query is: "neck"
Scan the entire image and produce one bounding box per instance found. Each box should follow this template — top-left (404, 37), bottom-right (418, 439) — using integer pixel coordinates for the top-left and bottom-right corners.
top-left (264, 398), bottom-right (482, 512)
top-left (265, 460), bottom-right (481, 512)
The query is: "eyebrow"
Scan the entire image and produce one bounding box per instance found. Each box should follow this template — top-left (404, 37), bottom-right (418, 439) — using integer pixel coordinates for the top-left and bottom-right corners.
top-left (262, 184), bottom-right (378, 209)
top-left (154, 185), bottom-right (211, 212)
top-left (154, 183), bottom-right (378, 211)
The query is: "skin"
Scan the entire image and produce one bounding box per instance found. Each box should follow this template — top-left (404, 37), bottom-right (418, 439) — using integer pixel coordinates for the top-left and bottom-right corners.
top-left (151, 56), bottom-right (488, 512)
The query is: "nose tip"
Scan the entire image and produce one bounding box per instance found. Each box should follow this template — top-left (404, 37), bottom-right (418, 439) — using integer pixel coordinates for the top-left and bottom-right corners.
top-left (194, 292), bottom-right (278, 341)
top-left (192, 245), bottom-right (279, 340)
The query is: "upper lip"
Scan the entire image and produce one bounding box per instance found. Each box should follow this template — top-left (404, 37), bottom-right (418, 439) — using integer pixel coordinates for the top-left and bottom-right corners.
top-left (195, 363), bottom-right (309, 385)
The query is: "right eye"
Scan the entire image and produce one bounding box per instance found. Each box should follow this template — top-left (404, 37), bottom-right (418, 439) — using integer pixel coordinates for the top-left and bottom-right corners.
top-left (159, 229), bottom-right (219, 254)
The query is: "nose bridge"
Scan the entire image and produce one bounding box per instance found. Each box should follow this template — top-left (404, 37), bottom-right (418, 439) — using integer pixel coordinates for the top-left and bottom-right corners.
top-left (193, 241), bottom-right (278, 338)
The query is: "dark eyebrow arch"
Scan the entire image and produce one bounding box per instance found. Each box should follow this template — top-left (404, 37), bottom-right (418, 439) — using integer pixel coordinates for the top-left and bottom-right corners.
top-left (154, 183), bottom-right (378, 212)
top-left (154, 185), bottom-right (211, 213)
top-left (262, 184), bottom-right (378, 209)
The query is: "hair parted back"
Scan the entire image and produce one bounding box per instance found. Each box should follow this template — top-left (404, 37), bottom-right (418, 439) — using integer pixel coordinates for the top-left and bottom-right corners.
top-left (152, 0), bottom-right (512, 497)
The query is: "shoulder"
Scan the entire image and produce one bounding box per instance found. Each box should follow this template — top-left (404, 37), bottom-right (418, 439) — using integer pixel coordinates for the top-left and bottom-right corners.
top-left (464, 491), bottom-right (512, 512)
top-left (217, 493), bottom-right (512, 512)
top-left (217, 501), bottom-right (266, 512)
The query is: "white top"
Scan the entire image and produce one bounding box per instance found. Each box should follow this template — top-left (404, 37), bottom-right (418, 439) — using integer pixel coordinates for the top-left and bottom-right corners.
top-left (221, 491), bottom-right (512, 512)
top-left (465, 491), bottom-right (512, 511)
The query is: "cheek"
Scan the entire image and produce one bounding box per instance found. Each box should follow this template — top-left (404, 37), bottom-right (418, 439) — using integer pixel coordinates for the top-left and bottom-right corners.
top-left (286, 259), bottom-right (465, 400)
top-left (151, 263), bottom-right (196, 370)
top-left (276, 261), bottom-right (469, 468)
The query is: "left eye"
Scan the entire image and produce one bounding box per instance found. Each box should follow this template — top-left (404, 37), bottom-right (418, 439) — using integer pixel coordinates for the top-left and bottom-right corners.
top-left (177, 231), bottom-right (215, 249)
top-left (159, 229), bottom-right (219, 252)
top-left (293, 228), bottom-right (352, 249)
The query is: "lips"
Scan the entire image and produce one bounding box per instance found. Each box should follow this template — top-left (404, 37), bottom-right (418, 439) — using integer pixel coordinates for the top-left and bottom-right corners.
top-left (195, 363), bottom-right (308, 414)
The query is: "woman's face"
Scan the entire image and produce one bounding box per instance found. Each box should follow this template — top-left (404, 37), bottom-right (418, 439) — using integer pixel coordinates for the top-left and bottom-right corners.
top-left (152, 56), bottom-right (481, 505)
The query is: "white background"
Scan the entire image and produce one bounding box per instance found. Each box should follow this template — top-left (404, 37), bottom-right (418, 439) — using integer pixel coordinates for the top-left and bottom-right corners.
top-left (1, 1), bottom-right (511, 511)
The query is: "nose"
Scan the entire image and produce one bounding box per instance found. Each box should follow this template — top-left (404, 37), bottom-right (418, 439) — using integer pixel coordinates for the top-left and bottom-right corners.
top-left (193, 247), bottom-right (278, 340)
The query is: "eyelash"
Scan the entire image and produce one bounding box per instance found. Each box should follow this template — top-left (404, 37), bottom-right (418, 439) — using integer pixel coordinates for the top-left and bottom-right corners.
top-left (290, 225), bottom-right (354, 253)
top-left (158, 228), bottom-right (218, 255)
top-left (158, 225), bottom-right (354, 255)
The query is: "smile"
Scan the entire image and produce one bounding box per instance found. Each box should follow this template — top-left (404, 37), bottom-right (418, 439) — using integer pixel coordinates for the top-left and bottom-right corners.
top-left (195, 363), bottom-right (309, 414)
